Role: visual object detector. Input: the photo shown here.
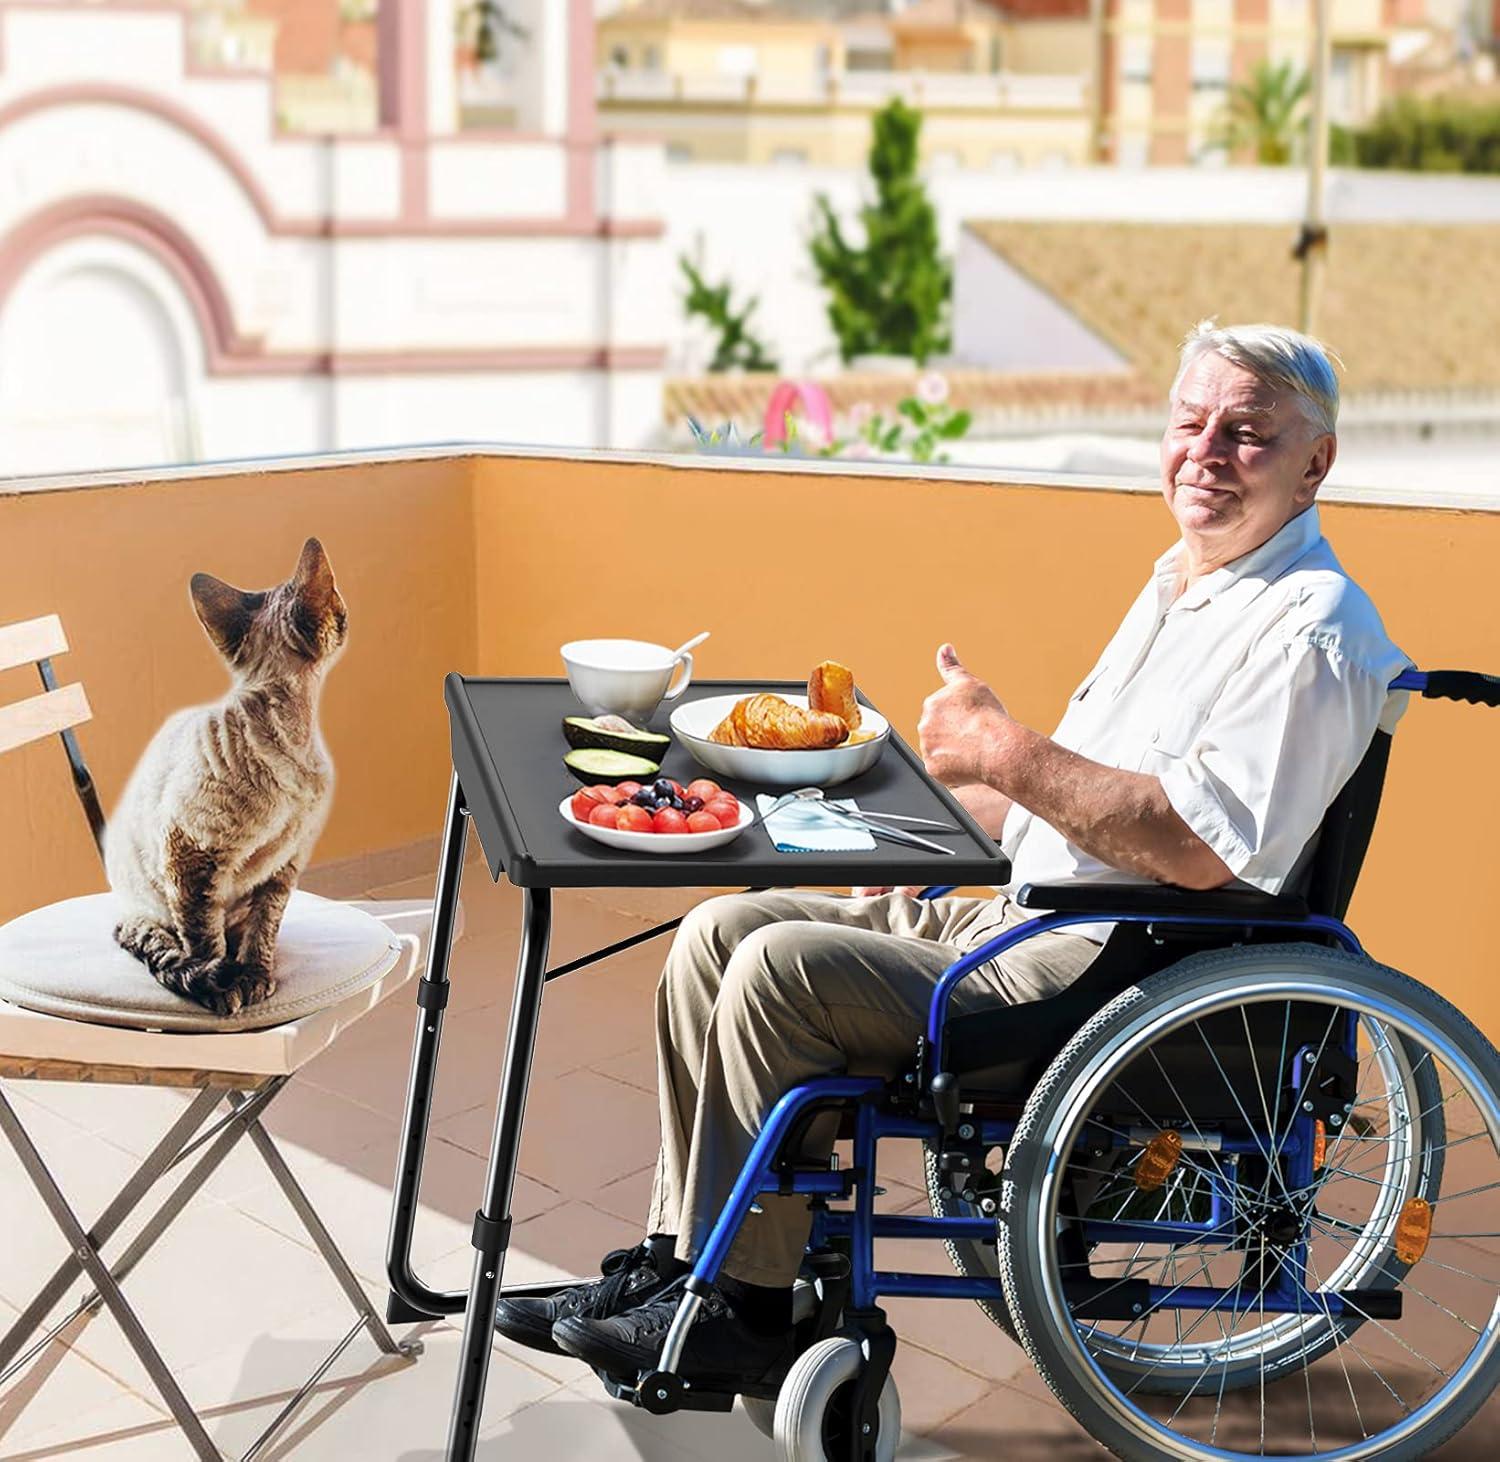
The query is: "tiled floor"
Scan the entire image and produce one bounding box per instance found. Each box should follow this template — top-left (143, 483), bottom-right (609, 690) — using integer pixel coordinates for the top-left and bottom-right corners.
top-left (1, 859), bottom-right (1497, 1459)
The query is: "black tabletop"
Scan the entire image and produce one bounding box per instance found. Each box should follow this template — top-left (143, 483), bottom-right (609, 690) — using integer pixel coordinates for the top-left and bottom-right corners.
top-left (445, 676), bottom-right (1012, 890)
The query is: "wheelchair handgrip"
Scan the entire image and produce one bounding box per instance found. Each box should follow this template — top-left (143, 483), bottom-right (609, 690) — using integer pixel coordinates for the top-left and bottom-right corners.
top-left (1421, 670), bottom-right (1500, 708)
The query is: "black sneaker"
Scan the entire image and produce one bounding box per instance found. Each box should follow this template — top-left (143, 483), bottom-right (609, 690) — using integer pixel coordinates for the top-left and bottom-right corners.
top-left (552, 1280), bottom-right (797, 1396)
top-left (493, 1239), bottom-right (678, 1356)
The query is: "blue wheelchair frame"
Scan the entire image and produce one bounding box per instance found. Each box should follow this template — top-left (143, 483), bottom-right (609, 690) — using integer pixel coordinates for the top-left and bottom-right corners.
top-left (661, 667), bottom-right (1434, 1374)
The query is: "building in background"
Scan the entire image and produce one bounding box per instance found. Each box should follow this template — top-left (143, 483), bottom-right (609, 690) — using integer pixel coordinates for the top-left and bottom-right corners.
top-left (0, 0), bottom-right (668, 477)
top-left (596, 0), bottom-right (1094, 167)
top-left (1098, 0), bottom-right (1395, 165)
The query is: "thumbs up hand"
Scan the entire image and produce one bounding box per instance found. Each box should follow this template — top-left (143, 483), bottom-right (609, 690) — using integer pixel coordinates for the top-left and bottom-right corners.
top-left (918, 642), bottom-right (1009, 786)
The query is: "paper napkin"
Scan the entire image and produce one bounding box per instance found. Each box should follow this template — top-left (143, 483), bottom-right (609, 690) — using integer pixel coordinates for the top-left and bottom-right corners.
top-left (756, 794), bottom-right (877, 854)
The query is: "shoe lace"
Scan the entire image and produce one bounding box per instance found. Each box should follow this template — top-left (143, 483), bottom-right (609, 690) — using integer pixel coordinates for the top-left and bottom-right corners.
top-left (614, 1276), bottom-right (728, 1343)
top-left (588, 1243), bottom-right (655, 1317)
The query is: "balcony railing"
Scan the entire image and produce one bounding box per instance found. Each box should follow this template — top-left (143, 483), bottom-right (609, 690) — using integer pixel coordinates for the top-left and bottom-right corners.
top-left (2, 444), bottom-right (1498, 1041)
top-left (597, 68), bottom-right (1089, 111)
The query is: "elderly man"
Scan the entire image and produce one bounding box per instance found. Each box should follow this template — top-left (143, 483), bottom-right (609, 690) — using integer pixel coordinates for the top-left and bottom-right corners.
top-left (495, 321), bottom-right (1410, 1389)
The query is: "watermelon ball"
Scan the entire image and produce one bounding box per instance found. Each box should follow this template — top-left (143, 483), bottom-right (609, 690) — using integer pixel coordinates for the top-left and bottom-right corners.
top-left (686, 811), bottom-right (723, 833)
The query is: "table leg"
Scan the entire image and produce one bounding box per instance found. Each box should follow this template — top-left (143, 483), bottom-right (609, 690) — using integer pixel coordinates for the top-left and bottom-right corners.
top-left (387, 770), bottom-right (471, 1321)
top-left (445, 884), bottom-right (552, 1461)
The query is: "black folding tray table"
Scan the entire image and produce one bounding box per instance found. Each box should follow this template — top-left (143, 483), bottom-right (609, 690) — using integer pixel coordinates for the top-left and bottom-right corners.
top-left (384, 676), bottom-right (1011, 1460)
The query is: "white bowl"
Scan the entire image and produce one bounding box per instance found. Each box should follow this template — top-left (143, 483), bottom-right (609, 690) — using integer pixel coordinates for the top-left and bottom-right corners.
top-left (669, 693), bottom-right (889, 789)
top-left (558, 795), bottom-right (755, 855)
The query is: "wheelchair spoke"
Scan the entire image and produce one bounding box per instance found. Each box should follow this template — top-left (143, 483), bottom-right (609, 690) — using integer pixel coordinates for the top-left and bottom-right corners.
top-left (1299, 1247), bottom-right (1367, 1438)
top-left (1299, 1218), bottom-right (1485, 1336)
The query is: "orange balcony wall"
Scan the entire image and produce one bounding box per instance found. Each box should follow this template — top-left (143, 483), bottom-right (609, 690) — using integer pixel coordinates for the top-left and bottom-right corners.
top-left (3, 449), bottom-right (1499, 1039)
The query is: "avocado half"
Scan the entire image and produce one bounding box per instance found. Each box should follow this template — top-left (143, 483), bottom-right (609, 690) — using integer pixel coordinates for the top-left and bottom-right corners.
top-left (562, 716), bottom-right (672, 760)
top-left (564, 747), bottom-right (662, 783)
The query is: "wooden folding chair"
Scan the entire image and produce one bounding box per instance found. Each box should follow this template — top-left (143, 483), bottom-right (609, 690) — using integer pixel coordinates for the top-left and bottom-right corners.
top-left (0, 614), bottom-right (427, 1460)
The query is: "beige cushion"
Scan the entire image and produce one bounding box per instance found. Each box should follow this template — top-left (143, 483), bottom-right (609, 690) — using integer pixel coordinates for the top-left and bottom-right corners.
top-left (0, 891), bottom-right (401, 1035)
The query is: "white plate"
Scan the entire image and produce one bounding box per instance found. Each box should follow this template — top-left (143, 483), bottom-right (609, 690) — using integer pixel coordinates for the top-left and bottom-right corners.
top-left (669, 693), bottom-right (889, 789)
top-left (558, 795), bottom-right (755, 854)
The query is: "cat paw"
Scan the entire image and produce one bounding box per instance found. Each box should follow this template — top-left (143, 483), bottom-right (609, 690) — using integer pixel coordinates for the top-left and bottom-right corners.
top-left (172, 958), bottom-right (249, 1017)
top-left (116, 919), bottom-right (187, 972)
top-left (235, 967), bottom-right (278, 1009)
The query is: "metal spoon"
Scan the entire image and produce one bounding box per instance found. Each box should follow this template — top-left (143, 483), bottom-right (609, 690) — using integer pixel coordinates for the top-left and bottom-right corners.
top-left (746, 786), bottom-right (826, 830)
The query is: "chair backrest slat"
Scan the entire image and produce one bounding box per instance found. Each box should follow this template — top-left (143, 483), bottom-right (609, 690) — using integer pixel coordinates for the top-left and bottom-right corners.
top-left (0, 682), bottom-right (92, 756)
top-left (0, 615), bottom-right (68, 675)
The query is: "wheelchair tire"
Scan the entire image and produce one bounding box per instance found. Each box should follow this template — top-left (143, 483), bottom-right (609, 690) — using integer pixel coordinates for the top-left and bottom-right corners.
top-left (773, 1336), bottom-right (901, 1462)
top-left (997, 942), bottom-right (1500, 1462)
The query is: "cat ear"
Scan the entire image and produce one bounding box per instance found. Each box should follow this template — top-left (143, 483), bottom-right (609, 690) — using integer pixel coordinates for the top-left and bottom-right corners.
top-left (190, 573), bottom-right (263, 660)
top-left (293, 538), bottom-right (337, 610)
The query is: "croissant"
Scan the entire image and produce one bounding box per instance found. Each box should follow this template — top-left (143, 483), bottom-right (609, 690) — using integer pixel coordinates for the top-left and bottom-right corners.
top-left (808, 660), bottom-right (861, 733)
top-left (709, 711), bottom-right (747, 746)
top-left (712, 693), bottom-right (848, 750)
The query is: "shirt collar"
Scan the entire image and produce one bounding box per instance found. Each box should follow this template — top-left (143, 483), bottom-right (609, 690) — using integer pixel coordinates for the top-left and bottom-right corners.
top-left (1153, 505), bottom-right (1324, 614)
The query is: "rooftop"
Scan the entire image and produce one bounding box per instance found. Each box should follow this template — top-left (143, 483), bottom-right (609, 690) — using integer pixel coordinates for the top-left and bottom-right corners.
top-left (966, 219), bottom-right (1500, 394)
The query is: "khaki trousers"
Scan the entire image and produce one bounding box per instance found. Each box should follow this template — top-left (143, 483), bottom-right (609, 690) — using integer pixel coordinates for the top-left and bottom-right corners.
top-left (645, 890), bottom-right (1100, 1286)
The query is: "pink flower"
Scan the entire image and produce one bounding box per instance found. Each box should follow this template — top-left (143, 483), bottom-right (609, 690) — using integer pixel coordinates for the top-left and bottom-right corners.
top-left (916, 372), bottom-right (949, 406)
top-left (846, 401), bottom-right (876, 430)
top-left (844, 440), bottom-right (875, 459)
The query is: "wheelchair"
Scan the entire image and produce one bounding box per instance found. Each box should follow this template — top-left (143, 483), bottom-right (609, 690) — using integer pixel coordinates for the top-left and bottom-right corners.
top-left (594, 667), bottom-right (1500, 1460)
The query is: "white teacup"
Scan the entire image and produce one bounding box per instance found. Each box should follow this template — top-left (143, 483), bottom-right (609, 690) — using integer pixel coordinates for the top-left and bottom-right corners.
top-left (561, 639), bottom-right (695, 724)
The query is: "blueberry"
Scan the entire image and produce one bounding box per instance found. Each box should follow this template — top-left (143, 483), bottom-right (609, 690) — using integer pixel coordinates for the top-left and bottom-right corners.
top-left (631, 790), bottom-right (655, 807)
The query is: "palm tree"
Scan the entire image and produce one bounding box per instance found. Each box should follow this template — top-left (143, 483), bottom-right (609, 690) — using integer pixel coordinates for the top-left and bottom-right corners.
top-left (1214, 60), bottom-right (1311, 165)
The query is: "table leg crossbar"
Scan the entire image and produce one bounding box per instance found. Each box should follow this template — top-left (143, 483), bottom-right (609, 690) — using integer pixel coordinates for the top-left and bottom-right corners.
top-left (0, 1073), bottom-right (417, 1461)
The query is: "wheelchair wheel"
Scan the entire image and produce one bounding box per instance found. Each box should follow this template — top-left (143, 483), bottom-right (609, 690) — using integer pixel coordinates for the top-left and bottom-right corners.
top-left (998, 943), bottom-right (1500, 1460)
top-left (773, 1336), bottom-right (901, 1462)
top-left (922, 1139), bottom-right (1017, 1338)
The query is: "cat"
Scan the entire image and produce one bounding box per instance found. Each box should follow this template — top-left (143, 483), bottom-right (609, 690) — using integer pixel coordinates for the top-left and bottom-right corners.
top-left (106, 538), bottom-right (348, 1017)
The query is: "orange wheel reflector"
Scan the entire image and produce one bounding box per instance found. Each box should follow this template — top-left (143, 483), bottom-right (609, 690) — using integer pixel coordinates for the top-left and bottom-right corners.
top-left (1395, 1196), bottom-right (1433, 1265)
top-left (1135, 1130), bottom-right (1183, 1192)
top-left (1313, 1120), bottom-right (1327, 1170)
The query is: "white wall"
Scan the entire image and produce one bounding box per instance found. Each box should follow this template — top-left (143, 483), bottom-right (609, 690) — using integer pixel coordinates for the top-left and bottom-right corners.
top-left (952, 228), bottom-right (1128, 372)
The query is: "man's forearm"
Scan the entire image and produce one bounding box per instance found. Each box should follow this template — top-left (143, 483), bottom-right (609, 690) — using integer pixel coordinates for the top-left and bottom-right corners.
top-left (941, 779), bottom-right (1014, 839)
top-left (977, 718), bottom-right (1232, 889)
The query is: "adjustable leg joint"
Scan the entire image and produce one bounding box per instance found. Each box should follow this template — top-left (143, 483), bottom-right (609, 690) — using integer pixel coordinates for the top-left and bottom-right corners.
top-left (471, 1210), bottom-right (512, 1272)
top-left (414, 978), bottom-right (450, 1012)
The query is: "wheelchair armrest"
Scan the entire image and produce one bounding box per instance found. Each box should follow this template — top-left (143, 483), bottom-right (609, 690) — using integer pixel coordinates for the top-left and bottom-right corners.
top-left (1014, 881), bottom-right (1310, 921)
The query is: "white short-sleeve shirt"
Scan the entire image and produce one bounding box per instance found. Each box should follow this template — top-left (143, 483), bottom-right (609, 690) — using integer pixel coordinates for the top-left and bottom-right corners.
top-left (1001, 506), bottom-right (1411, 929)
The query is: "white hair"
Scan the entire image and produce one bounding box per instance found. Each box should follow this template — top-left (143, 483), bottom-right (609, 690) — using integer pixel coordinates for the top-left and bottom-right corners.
top-left (1172, 320), bottom-right (1341, 438)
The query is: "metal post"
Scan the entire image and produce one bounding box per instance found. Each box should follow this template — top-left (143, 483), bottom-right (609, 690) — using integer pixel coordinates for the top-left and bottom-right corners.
top-left (445, 884), bottom-right (552, 1461)
top-left (1297, 0), bottom-right (1332, 334)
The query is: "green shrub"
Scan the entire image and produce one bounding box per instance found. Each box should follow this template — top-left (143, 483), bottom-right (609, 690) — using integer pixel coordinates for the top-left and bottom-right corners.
top-left (1337, 94), bottom-right (1500, 173)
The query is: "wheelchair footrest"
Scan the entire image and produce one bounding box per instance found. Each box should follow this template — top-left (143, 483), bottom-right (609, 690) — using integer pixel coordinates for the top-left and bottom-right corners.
top-left (596, 1368), bottom-right (737, 1414)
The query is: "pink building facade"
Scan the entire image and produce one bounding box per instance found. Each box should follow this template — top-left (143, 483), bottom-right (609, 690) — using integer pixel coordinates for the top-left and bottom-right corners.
top-left (0, 0), bottom-right (668, 476)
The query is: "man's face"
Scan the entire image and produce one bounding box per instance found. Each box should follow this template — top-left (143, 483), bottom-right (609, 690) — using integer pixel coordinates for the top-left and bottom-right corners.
top-left (1160, 353), bottom-right (1334, 567)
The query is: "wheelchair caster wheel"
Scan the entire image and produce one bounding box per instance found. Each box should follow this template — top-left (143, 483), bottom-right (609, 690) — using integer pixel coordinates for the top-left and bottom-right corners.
top-left (773, 1337), bottom-right (901, 1461)
top-left (636, 1371), bottom-right (686, 1414)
